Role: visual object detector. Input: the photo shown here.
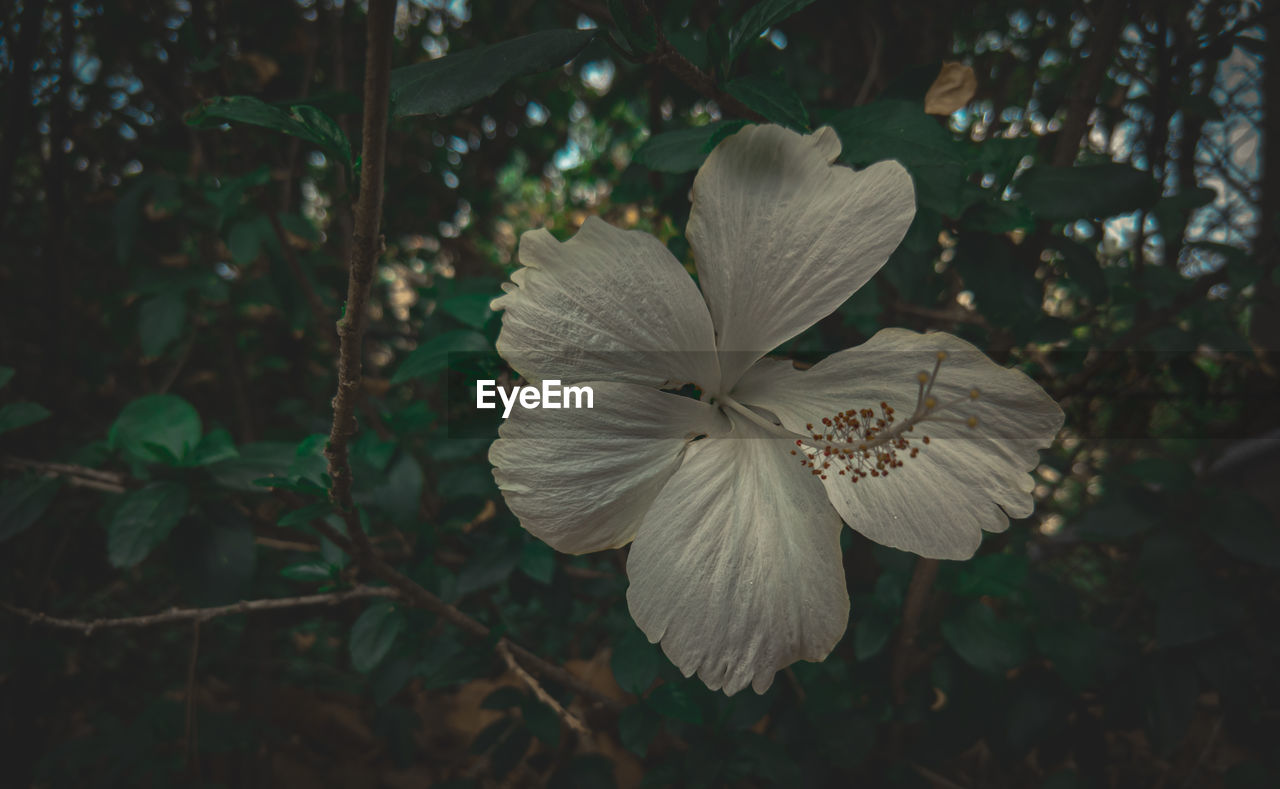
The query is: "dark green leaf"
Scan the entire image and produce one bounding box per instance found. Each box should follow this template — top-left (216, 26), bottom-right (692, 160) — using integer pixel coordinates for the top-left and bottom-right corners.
top-left (726, 0), bottom-right (818, 64)
top-left (0, 401), bottom-right (51, 435)
top-left (607, 0), bottom-right (657, 53)
top-left (854, 606), bottom-right (894, 661)
top-left (207, 441), bottom-right (296, 492)
top-left (1201, 493), bottom-right (1280, 568)
top-left (392, 330), bottom-right (492, 384)
top-left (187, 429), bottom-right (239, 467)
top-left (940, 600), bottom-right (1029, 676)
top-left (0, 476), bottom-right (60, 542)
top-left (438, 293), bottom-right (495, 329)
top-left (724, 76), bottom-right (808, 130)
top-left (185, 95), bottom-right (353, 165)
top-left (618, 704), bottom-right (661, 756)
top-left (647, 682), bottom-right (703, 724)
top-left (611, 627), bottom-right (665, 695)
top-left (350, 600), bottom-right (406, 673)
top-left (0, 367), bottom-right (14, 389)
top-left (1052, 238), bottom-right (1109, 303)
top-left (138, 292), bottom-right (186, 358)
top-left (109, 394), bottom-right (202, 465)
top-left (518, 540), bottom-right (555, 584)
top-left (107, 482), bottom-right (190, 568)
top-left (280, 561), bottom-right (336, 582)
top-left (227, 220), bottom-right (262, 264)
top-left (631, 121), bottom-right (747, 173)
top-left (389, 30), bottom-right (597, 118)
top-left (290, 103), bottom-right (352, 166)
top-left (1017, 163), bottom-right (1160, 220)
top-left (827, 100), bottom-right (978, 216)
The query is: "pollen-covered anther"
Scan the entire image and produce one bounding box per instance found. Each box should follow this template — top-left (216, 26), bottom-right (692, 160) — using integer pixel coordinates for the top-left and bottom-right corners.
top-left (800, 396), bottom-right (923, 483)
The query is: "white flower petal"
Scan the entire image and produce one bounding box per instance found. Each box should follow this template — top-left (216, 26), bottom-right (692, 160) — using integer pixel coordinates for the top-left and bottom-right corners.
top-left (732, 328), bottom-right (1064, 559)
top-left (492, 216), bottom-right (719, 391)
top-left (490, 382), bottom-right (726, 554)
top-left (626, 418), bottom-right (849, 695)
top-left (687, 124), bottom-right (916, 389)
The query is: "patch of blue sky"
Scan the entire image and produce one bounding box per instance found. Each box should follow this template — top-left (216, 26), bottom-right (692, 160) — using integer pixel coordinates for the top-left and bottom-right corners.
top-left (525, 101), bottom-right (549, 126)
top-left (581, 60), bottom-right (615, 94)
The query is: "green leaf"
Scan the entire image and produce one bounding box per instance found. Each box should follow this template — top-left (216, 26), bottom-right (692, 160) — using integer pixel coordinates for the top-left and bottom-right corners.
top-left (389, 29), bottom-right (597, 118)
top-left (1017, 163), bottom-right (1160, 220)
top-left (0, 476), bottom-right (60, 542)
top-left (726, 0), bottom-right (817, 64)
top-left (632, 120), bottom-right (748, 173)
top-left (724, 76), bottom-right (808, 130)
top-left (0, 401), bottom-right (51, 435)
top-left (290, 103), bottom-right (352, 167)
top-left (184, 95), bottom-right (353, 166)
top-left (854, 606), bottom-right (894, 661)
top-left (437, 293), bottom-right (495, 329)
top-left (607, 0), bottom-right (657, 54)
top-left (648, 681), bottom-right (703, 724)
top-left (280, 561), bottom-right (337, 582)
top-left (611, 627), bottom-right (665, 695)
top-left (618, 704), bottom-right (662, 756)
top-left (827, 100), bottom-right (978, 216)
top-left (940, 600), bottom-right (1029, 676)
top-left (1052, 238), bottom-right (1109, 303)
top-left (186, 429), bottom-right (239, 467)
top-left (518, 540), bottom-right (555, 584)
top-left (109, 394), bottom-right (203, 465)
top-left (107, 482), bottom-right (190, 568)
top-left (1200, 493), bottom-right (1280, 569)
top-left (350, 600), bottom-right (406, 673)
top-left (0, 367), bottom-right (14, 389)
top-left (207, 441), bottom-right (297, 492)
top-left (391, 330), bottom-right (492, 384)
top-left (227, 220), bottom-right (262, 264)
top-left (138, 292), bottom-right (187, 357)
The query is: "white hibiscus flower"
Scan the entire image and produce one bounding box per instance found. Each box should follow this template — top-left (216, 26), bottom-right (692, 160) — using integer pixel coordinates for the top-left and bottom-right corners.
top-left (487, 124), bottom-right (1063, 695)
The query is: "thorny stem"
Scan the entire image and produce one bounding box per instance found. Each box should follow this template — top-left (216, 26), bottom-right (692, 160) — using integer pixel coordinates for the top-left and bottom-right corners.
top-left (324, 0), bottom-right (394, 561)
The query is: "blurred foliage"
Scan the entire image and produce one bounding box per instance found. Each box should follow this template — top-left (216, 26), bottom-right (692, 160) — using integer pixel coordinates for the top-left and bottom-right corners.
top-left (1, 0), bottom-right (1278, 787)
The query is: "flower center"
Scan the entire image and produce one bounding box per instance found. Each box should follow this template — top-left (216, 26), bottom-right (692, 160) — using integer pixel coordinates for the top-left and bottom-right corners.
top-left (721, 351), bottom-right (982, 483)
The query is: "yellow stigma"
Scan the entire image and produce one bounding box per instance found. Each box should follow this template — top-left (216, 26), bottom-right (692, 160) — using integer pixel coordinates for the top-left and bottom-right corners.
top-left (924, 396), bottom-right (937, 410)
top-left (967, 416), bottom-right (979, 428)
top-left (969, 388), bottom-right (980, 400)
top-left (917, 371), bottom-right (930, 384)
top-left (936, 351), bottom-right (948, 361)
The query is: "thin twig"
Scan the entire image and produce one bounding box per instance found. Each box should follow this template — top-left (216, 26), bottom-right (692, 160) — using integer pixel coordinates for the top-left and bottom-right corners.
top-left (323, 0), bottom-right (394, 563)
top-left (1, 586), bottom-right (399, 635)
top-left (2, 457), bottom-right (128, 493)
top-left (497, 640), bottom-right (593, 740)
top-left (621, 0), bottom-right (767, 123)
top-left (890, 557), bottom-right (940, 705)
top-left (1054, 267), bottom-right (1230, 401)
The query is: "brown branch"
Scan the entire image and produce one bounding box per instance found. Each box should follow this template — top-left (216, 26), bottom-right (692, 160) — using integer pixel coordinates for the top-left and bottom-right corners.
top-left (1051, 0), bottom-right (1127, 166)
top-left (323, 0), bottom-right (395, 561)
top-left (496, 640), bottom-right (593, 740)
top-left (2, 457), bottom-right (129, 493)
top-left (890, 557), bottom-right (940, 705)
top-left (1, 586), bottom-right (400, 635)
